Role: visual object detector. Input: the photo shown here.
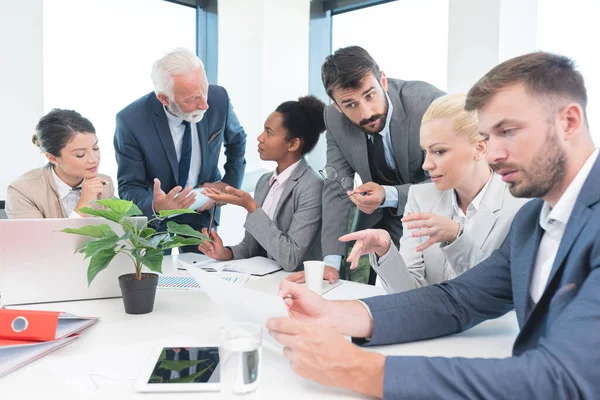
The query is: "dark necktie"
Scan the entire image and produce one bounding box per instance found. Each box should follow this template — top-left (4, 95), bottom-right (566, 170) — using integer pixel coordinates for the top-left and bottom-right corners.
top-left (368, 133), bottom-right (389, 171)
top-left (179, 120), bottom-right (192, 187)
top-left (367, 133), bottom-right (400, 185)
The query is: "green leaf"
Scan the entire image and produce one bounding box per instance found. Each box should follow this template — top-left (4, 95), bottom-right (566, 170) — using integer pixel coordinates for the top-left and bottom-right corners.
top-left (124, 203), bottom-right (143, 217)
top-left (84, 233), bottom-right (120, 259)
top-left (161, 236), bottom-right (204, 250)
top-left (88, 247), bottom-right (118, 285)
top-left (157, 209), bottom-right (197, 218)
top-left (166, 363), bottom-right (216, 383)
top-left (167, 221), bottom-right (210, 241)
top-left (159, 348), bottom-right (167, 362)
top-left (132, 248), bottom-right (163, 273)
top-left (120, 231), bottom-right (132, 241)
top-left (95, 198), bottom-right (134, 215)
top-left (77, 207), bottom-right (122, 223)
top-left (61, 224), bottom-right (112, 238)
top-left (158, 359), bottom-right (212, 373)
top-left (148, 233), bottom-right (170, 247)
top-left (140, 228), bottom-right (156, 238)
top-left (131, 235), bottom-right (158, 249)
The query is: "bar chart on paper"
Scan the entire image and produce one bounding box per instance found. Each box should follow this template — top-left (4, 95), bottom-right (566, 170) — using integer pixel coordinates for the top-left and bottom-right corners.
top-left (157, 276), bottom-right (201, 290)
top-left (158, 272), bottom-right (249, 291)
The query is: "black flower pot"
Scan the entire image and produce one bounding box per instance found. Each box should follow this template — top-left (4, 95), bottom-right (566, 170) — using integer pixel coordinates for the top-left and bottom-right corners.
top-left (118, 273), bottom-right (158, 315)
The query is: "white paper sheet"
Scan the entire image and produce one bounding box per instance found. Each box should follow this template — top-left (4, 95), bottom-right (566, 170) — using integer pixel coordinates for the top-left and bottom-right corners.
top-left (187, 266), bottom-right (288, 327)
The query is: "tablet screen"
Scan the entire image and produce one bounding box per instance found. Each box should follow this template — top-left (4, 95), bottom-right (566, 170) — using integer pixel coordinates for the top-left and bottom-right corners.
top-left (148, 347), bottom-right (220, 384)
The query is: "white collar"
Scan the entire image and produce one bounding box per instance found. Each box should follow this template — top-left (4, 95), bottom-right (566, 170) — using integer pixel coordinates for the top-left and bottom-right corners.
top-left (377, 91), bottom-right (394, 140)
top-left (269, 159), bottom-right (303, 187)
top-left (51, 167), bottom-right (79, 200)
top-left (540, 148), bottom-right (599, 229)
top-left (163, 105), bottom-right (184, 128)
top-left (451, 170), bottom-right (494, 217)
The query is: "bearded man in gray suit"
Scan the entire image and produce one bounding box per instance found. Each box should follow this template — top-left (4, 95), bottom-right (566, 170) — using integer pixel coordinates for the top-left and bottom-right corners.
top-left (315, 46), bottom-right (444, 284)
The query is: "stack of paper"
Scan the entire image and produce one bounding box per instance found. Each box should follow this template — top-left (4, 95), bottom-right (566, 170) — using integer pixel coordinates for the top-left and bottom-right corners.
top-left (0, 309), bottom-right (98, 378)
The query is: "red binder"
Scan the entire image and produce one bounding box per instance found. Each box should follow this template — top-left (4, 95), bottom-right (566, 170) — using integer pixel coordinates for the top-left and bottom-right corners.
top-left (0, 309), bottom-right (98, 342)
top-left (0, 309), bottom-right (99, 378)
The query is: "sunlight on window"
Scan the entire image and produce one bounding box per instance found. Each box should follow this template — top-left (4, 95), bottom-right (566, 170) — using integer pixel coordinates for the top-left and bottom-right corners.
top-left (43, 0), bottom-right (196, 183)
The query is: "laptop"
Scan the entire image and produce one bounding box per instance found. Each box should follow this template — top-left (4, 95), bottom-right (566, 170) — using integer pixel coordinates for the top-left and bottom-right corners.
top-left (0, 217), bottom-right (147, 306)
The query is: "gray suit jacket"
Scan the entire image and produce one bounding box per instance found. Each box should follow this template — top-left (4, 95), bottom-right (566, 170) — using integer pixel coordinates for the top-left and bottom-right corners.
top-left (321, 79), bottom-right (445, 256)
top-left (359, 156), bottom-right (600, 399)
top-left (229, 158), bottom-right (323, 272)
top-left (372, 173), bottom-right (529, 292)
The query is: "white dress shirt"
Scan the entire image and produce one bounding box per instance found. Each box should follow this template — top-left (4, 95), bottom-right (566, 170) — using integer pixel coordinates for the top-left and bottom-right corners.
top-left (51, 167), bottom-right (82, 218)
top-left (261, 159), bottom-right (302, 219)
top-left (377, 91), bottom-right (398, 209)
top-left (164, 107), bottom-right (202, 188)
top-left (530, 148), bottom-right (599, 304)
top-left (450, 171), bottom-right (493, 231)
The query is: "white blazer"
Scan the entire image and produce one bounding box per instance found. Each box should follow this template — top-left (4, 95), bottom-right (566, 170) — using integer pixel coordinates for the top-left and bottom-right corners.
top-left (371, 173), bottom-right (529, 293)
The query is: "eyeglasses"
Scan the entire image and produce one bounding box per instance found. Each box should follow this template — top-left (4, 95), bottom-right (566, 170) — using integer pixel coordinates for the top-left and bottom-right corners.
top-left (319, 165), bottom-right (357, 199)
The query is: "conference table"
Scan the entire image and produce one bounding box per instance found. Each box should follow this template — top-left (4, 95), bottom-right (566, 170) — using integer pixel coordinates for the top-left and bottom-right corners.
top-left (0, 254), bottom-right (520, 399)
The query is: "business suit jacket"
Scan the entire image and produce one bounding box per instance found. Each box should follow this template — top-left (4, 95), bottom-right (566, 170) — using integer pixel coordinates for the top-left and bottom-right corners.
top-left (114, 87), bottom-right (246, 229)
top-left (360, 156), bottom-right (600, 399)
top-left (5, 165), bottom-right (115, 219)
top-left (321, 79), bottom-right (445, 257)
top-left (229, 158), bottom-right (323, 272)
top-left (372, 173), bottom-right (528, 293)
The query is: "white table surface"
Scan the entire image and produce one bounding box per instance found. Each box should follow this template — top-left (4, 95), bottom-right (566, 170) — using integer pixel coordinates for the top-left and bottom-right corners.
top-left (0, 254), bottom-right (519, 399)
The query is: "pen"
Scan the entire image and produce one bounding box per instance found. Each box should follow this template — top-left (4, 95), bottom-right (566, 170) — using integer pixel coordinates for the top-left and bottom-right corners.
top-left (207, 203), bottom-right (218, 238)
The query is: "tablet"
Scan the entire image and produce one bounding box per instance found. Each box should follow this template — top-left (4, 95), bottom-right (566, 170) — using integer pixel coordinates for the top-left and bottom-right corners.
top-left (134, 346), bottom-right (220, 393)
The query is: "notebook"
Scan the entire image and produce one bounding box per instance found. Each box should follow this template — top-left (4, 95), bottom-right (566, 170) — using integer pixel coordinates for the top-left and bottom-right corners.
top-left (181, 256), bottom-right (282, 276)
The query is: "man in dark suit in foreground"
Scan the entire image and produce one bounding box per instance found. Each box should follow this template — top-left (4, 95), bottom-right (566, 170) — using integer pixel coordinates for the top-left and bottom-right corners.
top-left (114, 48), bottom-right (246, 251)
top-left (267, 52), bottom-right (600, 399)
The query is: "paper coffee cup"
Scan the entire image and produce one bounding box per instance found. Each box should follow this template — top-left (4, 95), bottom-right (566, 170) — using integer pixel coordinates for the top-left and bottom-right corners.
top-left (303, 261), bottom-right (325, 293)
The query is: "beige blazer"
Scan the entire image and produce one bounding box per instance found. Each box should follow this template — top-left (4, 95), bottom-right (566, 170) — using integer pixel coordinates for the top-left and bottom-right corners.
top-left (5, 165), bottom-right (115, 219)
top-left (371, 173), bottom-right (529, 293)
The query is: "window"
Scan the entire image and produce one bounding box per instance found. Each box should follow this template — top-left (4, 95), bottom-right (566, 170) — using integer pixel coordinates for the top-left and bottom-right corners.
top-left (536, 0), bottom-right (599, 143)
top-left (331, 0), bottom-right (449, 91)
top-left (43, 0), bottom-right (196, 182)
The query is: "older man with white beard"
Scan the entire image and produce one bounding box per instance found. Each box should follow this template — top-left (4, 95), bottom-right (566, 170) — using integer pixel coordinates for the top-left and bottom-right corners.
top-left (114, 48), bottom-right (247, 252)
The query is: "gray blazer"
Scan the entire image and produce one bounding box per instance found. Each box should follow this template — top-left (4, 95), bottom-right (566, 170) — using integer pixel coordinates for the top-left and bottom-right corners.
top-left (372, 173), bottom-right (529, 293)
top-left (229, 158), bottom-right (323, 272)
top-left (321, 78), bottom-right (445, 256)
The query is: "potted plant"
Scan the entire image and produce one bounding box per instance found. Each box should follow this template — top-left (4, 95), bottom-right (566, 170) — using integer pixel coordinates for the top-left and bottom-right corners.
top-left (61, 198), bottom-right (209, 315)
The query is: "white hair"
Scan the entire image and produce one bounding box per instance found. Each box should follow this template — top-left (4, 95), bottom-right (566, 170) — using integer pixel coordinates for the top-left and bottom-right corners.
top-left (151, 48), bottom-right (205, 98)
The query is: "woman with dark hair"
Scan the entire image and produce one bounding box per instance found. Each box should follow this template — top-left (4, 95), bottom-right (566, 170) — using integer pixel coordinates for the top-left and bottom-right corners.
top-left (6, 109), bottom-right (114, 219)
top-left (198, 95), bottom-right (326, 272)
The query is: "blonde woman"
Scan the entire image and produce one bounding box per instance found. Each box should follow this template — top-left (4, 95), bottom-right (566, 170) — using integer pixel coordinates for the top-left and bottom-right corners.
top-left (340, 93), bottom-right (528, 293)
top-left (6, 109), bottom-right (114, 219)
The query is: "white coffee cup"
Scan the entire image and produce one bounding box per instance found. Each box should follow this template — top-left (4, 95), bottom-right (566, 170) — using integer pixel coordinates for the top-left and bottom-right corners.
top-left (303, 261), bottom-right (325, 293)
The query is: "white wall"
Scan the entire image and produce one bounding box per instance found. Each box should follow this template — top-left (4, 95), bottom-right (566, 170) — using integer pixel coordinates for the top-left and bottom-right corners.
top-left (536, 0), bottom-right (599, 143)
top-left (447, 0), bottom-right (538, 93)
top-left (0, 0), bottom-right (45, 197)
top-left (217, 0), bottom-right (311, 244)
top-left (332, 0), bottom-right (450, 92)
top-left (218, 0), bottom-right (310, 174)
